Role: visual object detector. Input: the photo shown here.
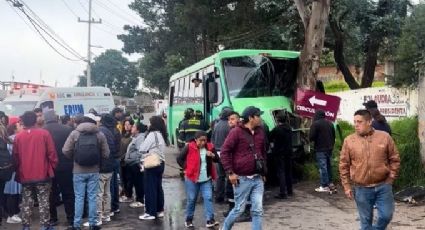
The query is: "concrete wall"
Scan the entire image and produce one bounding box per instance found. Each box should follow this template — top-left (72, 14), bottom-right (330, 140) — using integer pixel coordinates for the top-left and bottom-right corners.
top-left (331, 87), bottom-right (418, 123)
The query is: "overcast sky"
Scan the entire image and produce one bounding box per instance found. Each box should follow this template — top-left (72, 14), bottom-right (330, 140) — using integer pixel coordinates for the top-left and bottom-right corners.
top-left (0, 0), bottom-right (141, 87)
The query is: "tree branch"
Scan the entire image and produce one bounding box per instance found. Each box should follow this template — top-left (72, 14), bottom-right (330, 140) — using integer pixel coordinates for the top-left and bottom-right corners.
top-left (293, 0), bottom-right (309, 29)
top-left (329, 16), bottom-right (360, 89)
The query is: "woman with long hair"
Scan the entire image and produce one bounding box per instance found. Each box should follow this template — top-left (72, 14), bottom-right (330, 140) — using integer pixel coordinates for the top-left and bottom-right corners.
top-left (119, 119), bottom-right (135, 203)
top-left (4, 122), bottom-right (22, 224)
top-left (138, 116), bottom-right (168, 220)
top-left (369, 108), bottom-right (392, 135)
top-left (124, 122), bottom-right (148, 208)
top-left (0, 115), bottom-right (12, 225)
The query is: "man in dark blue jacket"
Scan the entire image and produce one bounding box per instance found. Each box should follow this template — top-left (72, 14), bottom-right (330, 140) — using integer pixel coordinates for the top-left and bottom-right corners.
top-left (309, 110), bottom-right (335, 193)
top-left (43, 110), bottom-right (74, 228)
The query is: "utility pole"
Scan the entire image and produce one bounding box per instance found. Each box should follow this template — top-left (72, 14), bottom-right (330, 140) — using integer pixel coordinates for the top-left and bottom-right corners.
top-left (78, 0), bottom-right (101, 87)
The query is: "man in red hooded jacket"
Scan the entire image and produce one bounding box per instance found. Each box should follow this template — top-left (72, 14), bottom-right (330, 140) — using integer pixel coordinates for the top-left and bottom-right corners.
top-left (13, 111), bottom-right (58, 230)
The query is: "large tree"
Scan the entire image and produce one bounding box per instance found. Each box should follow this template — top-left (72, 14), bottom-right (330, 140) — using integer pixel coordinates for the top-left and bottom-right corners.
top-left (390, 3), bottom-right (425, 87)
top-left (77, 49), bottom-right (139, 97)
top-left (328, 0), bottom-right (410, 89)
top-left (119, 0), bottom-right (303, 93)
top-left (293, 0), bottom-right (331, 90)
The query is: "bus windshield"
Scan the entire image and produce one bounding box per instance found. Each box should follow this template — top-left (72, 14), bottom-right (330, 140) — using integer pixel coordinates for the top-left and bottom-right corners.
top-left (0, 101), bottom-right (37, 116)
top-left (223, 55), bottom-right (298, 98)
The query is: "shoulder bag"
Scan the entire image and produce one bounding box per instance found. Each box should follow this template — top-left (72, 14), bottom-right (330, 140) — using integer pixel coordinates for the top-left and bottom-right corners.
top-left (243, 131), bottom-right (266, 176)
top-left (143, 132), bottom-right (162, 169)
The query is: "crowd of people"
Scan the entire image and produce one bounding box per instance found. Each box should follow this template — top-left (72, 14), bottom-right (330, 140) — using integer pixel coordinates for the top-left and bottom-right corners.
top-left (175, 101), bottom-right (399, 230)
top-left (0, 98), bottom-right (401, 230)
top-left (0, 107), bottom-right (168, 230)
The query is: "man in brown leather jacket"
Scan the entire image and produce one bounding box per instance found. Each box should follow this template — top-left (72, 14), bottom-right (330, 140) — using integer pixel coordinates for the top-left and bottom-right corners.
top-left (339, 109), bottom-right (400, 230)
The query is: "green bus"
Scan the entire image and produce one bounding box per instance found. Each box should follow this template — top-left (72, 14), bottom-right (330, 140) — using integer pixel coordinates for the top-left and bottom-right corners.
top-left (167, 49), bottom-right (304, 147)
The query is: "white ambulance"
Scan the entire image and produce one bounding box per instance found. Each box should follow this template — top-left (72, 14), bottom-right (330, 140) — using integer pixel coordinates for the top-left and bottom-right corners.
top-left (0, 87), bottom-right (115, 116)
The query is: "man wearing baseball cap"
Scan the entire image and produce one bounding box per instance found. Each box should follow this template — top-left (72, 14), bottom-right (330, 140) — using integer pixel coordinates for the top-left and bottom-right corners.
top-left (220, 106), bottom-right (267, 230)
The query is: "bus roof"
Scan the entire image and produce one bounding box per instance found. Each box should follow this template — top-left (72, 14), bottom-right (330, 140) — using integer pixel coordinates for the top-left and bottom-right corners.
top-left (169, 49), bottom-right (300, 82)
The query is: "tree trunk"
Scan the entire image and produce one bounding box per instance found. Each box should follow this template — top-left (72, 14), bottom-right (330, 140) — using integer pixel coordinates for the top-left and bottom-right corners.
top-left (294, 0), bottom-right (331, 90)
top-left (329, 18), bottom-right (360, 89)
top-left (360, 38), bottom-right (380, 88)
top-left (417, 64), bottom-right (425, 163)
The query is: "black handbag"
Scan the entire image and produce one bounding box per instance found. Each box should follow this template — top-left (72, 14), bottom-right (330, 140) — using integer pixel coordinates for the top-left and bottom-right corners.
top-left (244, 132), bottom-right (266, 176)
top-left (0, 140), bottom-right (13, 181)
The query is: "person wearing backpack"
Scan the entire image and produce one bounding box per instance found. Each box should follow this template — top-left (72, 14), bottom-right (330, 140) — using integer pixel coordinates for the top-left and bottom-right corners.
top-left (13, 111), bottom-right (58, 230)
top-left (63, 114), bottom-right (110, 230)
top-left (82, 114), bottom-right (119, 227)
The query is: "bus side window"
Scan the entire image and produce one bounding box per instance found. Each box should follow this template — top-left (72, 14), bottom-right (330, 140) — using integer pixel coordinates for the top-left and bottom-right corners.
top-left (173, 80), bottom-right (180, 105)
top-left (183, 76), bottom-right (190, 99)
top-left (189, 74), bottom-right (196, 99)
top-left (169, 85), bottom-right (175, 107)
top-left (40, 101), bottom-right (54, 111)
top-left (214, 75), bottom-right (223, 105)
top-left (194, 71), bottom-right (203, 103)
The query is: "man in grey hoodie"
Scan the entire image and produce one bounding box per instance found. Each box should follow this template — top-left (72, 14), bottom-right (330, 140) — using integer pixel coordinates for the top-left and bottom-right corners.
top-left (63, 114), bottom-right (109, 230)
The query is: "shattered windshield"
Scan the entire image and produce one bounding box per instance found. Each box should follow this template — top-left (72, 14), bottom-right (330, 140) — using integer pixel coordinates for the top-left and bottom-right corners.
top-left (223, 55), bottom-right (298, 98)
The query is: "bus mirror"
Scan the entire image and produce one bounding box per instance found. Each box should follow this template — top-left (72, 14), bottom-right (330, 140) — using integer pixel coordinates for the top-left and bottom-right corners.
top-left (208, 82), bottom-right (218, 104)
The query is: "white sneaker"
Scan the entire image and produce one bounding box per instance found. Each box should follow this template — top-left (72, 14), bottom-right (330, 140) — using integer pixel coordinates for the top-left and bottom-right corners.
top-left (139, 213), bottom-right (155, 220)
top-left (130, 201), bottom-right (145, 208)
top-left (102, 215), bottom-right (111, 222)
top-left (315, 186), bottom-right (331, 192)
top-left (119, 196), bottom-right (133, 203)
top-left (6, 215), bottom-right (22, 224)
top-left (157, 211), bottom-right (164, 218)
top-left (83, 220), bottom-right (102, 227)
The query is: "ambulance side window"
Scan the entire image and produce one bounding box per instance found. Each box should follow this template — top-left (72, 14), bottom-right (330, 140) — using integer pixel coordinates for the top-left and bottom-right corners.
top-left (40, 101), bottom-right (54, 112)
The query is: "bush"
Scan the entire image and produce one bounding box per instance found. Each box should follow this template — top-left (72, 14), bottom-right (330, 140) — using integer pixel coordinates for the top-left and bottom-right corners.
top-left (323, 80), bottom-right (386, 93)
top-left (391, 117), bottom-right (425, 189)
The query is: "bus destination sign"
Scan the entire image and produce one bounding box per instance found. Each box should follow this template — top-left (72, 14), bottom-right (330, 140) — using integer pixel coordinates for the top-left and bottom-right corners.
top-left (295, 88), bottom-right (341, 121)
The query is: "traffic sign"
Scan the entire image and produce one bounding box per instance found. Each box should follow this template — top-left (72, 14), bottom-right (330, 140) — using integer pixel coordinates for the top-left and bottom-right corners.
top-left (295, 88), bottom-right (341, 121)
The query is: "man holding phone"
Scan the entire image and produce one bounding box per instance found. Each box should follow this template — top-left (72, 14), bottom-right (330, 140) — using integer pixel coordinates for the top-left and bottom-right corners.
top-left (220, 106), bottom-right (267, 230)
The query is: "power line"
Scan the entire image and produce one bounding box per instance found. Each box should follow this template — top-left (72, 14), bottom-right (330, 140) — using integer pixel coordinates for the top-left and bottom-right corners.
top-left (104, 0), bottom-right (140, 22)
top-left (6, 0), bottom-right (37, 34)
top-left (15, 7), bottom-right (82, 61)
top-left (93, 24), bottom-right (118, 36)
top-left (6, 0), bottom-right (85, 61)
top-left (60, 0), bottom-right (79, 18)
top-left (19, 0), bottom-right (85, 60)
top-left (93, 0), bottom-right (138, 25)
top-left (78, 0), bottom-right (122, 31)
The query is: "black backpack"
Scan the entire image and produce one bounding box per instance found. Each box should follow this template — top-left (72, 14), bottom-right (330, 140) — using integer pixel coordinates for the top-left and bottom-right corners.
top-left (74, 132), bottom-right (101, 166)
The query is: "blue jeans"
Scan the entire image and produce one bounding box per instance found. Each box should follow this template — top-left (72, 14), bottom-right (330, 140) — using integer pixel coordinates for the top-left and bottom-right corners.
top-left (223, 175), bottom-right (264, 230)
top-left (185, 178), bottom-right (214, 222)
top-left (316, 151), bottom-right (332, 187)
top-left (73, 173), bottom-right (99, 227)
top-left (354, 183), bottom-right (394, 230)
top-left (110, 159), bottom-right (120, 212)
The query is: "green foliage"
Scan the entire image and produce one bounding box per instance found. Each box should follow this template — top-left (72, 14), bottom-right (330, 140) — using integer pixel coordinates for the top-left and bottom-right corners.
top-left (119, 0), bottom-right (304, 92)
top-left (390, 3), bottom-right (425, 88)
top-left (77, 50), bottom-right (139, 97)
top-left (324, 80), bottom-right (385, 93)
top-left (391, 117), bottom-right (425, 189)
top-left (328, 0), bottom-right (409, 86)
top-left (320, 50), bottom-right (336, 66)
